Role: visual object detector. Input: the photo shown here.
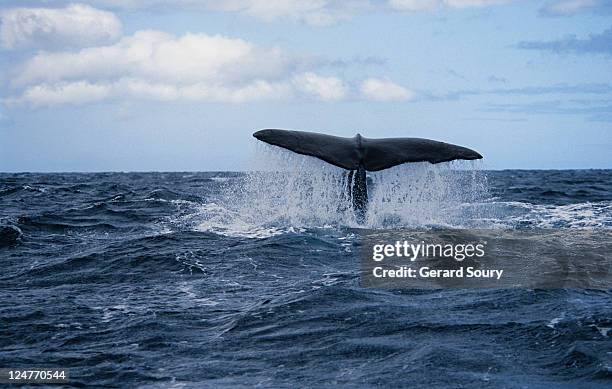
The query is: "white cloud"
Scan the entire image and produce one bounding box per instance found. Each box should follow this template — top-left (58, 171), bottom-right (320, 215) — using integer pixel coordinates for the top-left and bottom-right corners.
top-left (7, 79), bottom-right (295, 105)
top-left (0, 0), bottom-right (518, 32)
top-left (13, 30), bottom-right (293, 87)
top-left (80, 0), bottom-right (512, 24)
top-left (13, 81), bottom-right (112, 105)
top-left (92, 0), bottom-right (511, 14)
top-left (539, 0), bottom-right (600, 16)
top-left (6, 30), bottom-right (297, 105)
top-left (293, 72), bottom-right (347, 101)
top-left (207, 0), bottom-right (356, 26)
top-left (88, 0), bottom-right (366, 26)
top-left (5, 29), bottom-right (407, 105)
top-left (359, 78), bottom-right (412, 101)
top-left (389, 0), bottom-right (512, 11)
top-left (0, 4), bottom-right (121, 49)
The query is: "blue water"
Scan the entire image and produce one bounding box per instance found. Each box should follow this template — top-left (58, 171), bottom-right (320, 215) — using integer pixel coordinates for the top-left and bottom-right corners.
top-left (1, 167), bottom-right (611, 388)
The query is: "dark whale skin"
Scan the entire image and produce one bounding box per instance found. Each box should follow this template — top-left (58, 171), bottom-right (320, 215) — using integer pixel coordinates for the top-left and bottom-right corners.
top-left (253, 129), bottom-right (482, 172)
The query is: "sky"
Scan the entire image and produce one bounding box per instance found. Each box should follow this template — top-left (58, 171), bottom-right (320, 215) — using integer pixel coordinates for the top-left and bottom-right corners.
top-left (0, 0), bottom-right (611, 172)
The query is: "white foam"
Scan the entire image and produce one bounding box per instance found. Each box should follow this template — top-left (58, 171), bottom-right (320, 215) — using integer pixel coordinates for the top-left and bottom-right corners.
top-left (163, 146), bottom-right (611, 237)
top-left (192, 203), bottom-right (289, 238)
top-left (214, 146), bottom-right (490, 231)
top-left (547, 315), bottom-right (564, 329)
top-left (365, 161), bottom-right (489, 228)
top-left (488, 201), bottom-right (612, 229)
top-left (595, 326), bottom-right (610, 337)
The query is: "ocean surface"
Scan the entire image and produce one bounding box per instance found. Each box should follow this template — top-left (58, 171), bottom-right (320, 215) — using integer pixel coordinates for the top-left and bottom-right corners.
top-left (1, 158), bottom-right (611, 387)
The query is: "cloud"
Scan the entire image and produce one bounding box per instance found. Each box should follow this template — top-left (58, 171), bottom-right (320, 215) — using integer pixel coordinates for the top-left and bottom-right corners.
top-left (539, 0), bottom-right (608, 16)
top-left (322, 55), bottom-right (386, 68)
top-left (487, 75), bottom-right (508, 83)
top-left (293, 72), bottom-right (348, 101)
top-left (14, 81), bottom-right (112, 105)
top-left (359, 78), bottom-right (412, 101)
top-left (5, 30), bottom-right (410, 105)
top-left (388, 0), bottom-right (512, 11)
top-left (0, 4), bottom-right (121, 49)
top-left (12, 30), bottom-right (294, 87)
top-left (204, 0), bottom-right (364, 26)
top-left (5, 0), bottom-right (519, 27)
top-left (86, 0), bottom-right (368, 26)
top-left (423, 83), bottom-right (612, 101)
top-left (422, 81), bottom-right (612, 121)
top-left (517, 26), bottom-right (612, 55)
top-left (9, 79), bottom-right (294, 105)
top-left (482, 99), bottom-right (612, 121)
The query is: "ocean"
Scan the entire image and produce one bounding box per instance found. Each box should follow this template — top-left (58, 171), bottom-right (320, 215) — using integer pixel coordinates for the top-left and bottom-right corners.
top-left (1, 158), bottom-right (611, 387)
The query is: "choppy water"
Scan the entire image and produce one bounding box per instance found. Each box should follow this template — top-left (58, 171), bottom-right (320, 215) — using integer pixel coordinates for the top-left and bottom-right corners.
top-left (1, 152), bottom-right (611, 387)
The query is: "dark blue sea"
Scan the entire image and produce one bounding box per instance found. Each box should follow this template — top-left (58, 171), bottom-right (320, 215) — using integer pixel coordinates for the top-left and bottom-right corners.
top-left (1, 165), bottom-right (611, 387)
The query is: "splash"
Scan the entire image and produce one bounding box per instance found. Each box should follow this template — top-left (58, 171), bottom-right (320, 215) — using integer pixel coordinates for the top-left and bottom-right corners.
top-left (366, 161), bottom-right (489, 228)
top-left (161, 156), bottom-right (611, 236)
top-left (211, 145), bottom-right (490, 230)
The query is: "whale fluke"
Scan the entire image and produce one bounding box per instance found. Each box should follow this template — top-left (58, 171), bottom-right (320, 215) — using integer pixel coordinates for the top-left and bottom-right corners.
top-left (253, 129), bottom-right (482, 171)
top-left (252, 128), bottom-right (483, 222)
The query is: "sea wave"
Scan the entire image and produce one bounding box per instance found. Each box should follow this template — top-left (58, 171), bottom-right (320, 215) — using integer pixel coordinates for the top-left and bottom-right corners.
top-left (1, 171), bottom-right (611, 387)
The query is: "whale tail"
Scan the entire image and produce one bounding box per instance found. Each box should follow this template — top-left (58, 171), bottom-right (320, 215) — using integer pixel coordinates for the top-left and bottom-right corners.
top-left (252, 129), bottom-right (483, 222)
top-left (253, 129), bottom-right (482, 171)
